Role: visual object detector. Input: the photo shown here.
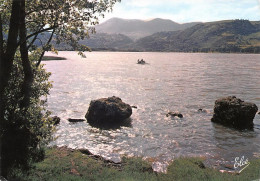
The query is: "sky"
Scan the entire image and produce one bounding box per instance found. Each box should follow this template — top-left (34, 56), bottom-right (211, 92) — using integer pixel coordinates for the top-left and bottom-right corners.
top-left (101, 0), bottom-right (260, 23)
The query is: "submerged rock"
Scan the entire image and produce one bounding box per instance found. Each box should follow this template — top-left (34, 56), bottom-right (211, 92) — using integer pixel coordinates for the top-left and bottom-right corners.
top-left (85, 96), bottom-right (132, 128)
top-left (198, 108), bottom-right (207, 113)
top-left (166, 112), bottom-right (183, 118)
top-left (68, 118), bottom-right (86, 123)
top-left (211, 96), bottom-right (258, 129)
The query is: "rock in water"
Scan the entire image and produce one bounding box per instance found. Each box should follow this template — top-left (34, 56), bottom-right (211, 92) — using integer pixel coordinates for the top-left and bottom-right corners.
top-left (68, 118), bottom-right (86, 123)
top-left (211, 96), bottom-right (258, 129)
top-left (52, 116), bottom-right (61, 125)
top-left (166, 112), bottom-right (183, 118)
top-left (85, 96), bottom-right (132, 127)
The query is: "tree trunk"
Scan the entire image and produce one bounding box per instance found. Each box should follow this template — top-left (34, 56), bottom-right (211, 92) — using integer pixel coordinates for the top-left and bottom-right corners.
top-left (0, 0), bottom-right (21, 123)
top-left (0, 0), bottom-right (22, 177)
top-left (0, 14), bottom-right (3, 57)
top-left (19, 0), bottom-right (34, 109)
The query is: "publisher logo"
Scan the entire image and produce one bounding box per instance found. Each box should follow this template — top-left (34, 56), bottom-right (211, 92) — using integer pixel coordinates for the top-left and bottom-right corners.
top-left (234, 156), bottom-right (250, 173)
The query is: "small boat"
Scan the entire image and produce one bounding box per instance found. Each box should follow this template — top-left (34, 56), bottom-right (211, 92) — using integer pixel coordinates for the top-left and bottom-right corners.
top-left (137, 59), bottom-right (146, 64)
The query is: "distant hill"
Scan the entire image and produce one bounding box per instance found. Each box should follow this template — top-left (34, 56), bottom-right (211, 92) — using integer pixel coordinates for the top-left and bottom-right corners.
top-left (80, 33), bottom-right (133, 51)
top-left (38, 19), bottom-right (260, 53)
top-left (34, 32), bottom-right (133, 51)
top-left (95, 18), bottom-right (199, 40)
top-left (132, 19), bottom-right (260, 53)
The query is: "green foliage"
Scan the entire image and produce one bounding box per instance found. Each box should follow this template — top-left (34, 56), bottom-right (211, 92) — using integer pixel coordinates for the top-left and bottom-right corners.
top-left (1, 52), bottom-right (54, 177)
top-left (23, 0), bottom-right (121, 52)
top-left (1, 0), bottom-right (121, 54)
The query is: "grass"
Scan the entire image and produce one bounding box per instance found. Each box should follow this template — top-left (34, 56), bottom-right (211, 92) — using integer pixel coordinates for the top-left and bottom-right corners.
top-left (9, 147), bottom-right (260, 181)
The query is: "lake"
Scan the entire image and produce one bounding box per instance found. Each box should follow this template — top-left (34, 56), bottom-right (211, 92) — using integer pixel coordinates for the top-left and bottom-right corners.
top-left (44, 51), bottom-right (260, 172)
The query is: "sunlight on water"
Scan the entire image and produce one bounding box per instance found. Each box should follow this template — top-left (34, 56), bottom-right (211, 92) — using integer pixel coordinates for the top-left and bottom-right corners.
top-left (44, 51), bottom-right (260, 172)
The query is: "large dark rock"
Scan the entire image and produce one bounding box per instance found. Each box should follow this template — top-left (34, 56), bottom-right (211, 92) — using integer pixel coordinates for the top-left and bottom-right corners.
top-left (85, 96), bottom-right (132, 128)
top-left (211, 96), bottom-right (258, 129)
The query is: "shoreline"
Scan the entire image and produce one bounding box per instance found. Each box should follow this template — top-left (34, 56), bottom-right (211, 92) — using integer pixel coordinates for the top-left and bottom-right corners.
top-left (11, 146), bottom-right (260, 180)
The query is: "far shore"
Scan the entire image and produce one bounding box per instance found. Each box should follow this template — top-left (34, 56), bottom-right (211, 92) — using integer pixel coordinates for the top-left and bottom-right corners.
top-left (42, 56), bottom-right (67, 61)
top-left (46, 50), bottom-right (260, 55)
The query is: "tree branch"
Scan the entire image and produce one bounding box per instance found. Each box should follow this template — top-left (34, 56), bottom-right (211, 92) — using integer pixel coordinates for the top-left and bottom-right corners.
top-left (36, 28), bottom-right (56, 67)
top-left (27, 34), bottom-right (38, 50)
top-left (15, 26), bottom-right (57, 50)
top-left (27, 25), bottom-right (45, 49)
top-left (26, 26), bottom-right (57, 40)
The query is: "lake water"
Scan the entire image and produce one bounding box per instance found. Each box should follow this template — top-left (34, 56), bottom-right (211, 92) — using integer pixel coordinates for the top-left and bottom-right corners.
top-left (44, 51), bottom-right (260, 172)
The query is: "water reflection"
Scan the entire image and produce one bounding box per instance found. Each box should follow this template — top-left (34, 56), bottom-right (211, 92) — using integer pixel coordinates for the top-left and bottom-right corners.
top-left (211, 122), bottom-right (258, 170)
top-left (88, 118), bottom-right (133, 130)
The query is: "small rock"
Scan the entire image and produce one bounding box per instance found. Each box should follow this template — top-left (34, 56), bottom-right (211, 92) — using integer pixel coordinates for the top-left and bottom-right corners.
top-left (52, 116), bottom-right (60, 125)
top-left (195, 161), bottom-right (206, 169)
top-left (79, 149), bottom-right (93, 155)
top-left (131, 106), bottom-right (138, 109)
top-left (166, 112), bottom-right (183, 118)
top-left (223, 164), bottom-right (234, 170)
top-left (68, 118), bottom-right (86, 123)
top-left (198, 108), bottom-right (207, 113)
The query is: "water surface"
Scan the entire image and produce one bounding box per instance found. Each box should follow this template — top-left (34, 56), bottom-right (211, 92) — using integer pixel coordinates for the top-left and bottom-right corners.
top-left (44, 51), bottom-right (260, 172)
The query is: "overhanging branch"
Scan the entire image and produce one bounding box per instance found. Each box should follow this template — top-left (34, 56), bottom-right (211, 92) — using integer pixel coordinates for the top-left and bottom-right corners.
top-left (36, 28), bottom-right (56, 67)
top-left (26, 26), bottom-right (57, 41)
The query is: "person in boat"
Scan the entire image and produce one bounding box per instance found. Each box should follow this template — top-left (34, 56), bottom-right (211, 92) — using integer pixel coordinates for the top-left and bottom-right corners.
top-left (138, 59), bottom-right (145, 64)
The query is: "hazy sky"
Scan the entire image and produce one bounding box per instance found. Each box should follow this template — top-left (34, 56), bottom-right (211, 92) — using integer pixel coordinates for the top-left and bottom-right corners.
top-left (102, 0), bottom-right (260, 23)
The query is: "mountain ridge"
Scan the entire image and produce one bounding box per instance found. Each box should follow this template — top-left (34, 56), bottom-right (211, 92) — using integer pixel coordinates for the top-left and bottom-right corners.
top-left (131, 19), bottom-right (260, 52)
top-left (95, 17), bottom-right (200, 40)
top-left (87, 19), bottom-right (260, 53)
